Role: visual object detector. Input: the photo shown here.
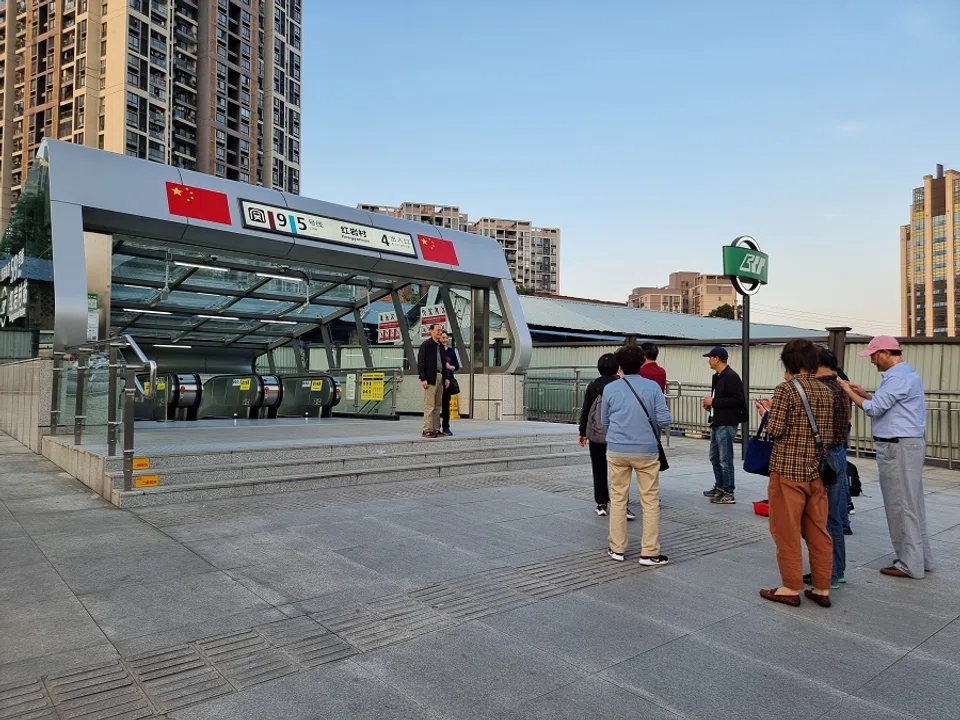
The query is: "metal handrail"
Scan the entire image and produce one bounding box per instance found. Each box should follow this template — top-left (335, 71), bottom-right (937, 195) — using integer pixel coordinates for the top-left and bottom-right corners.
top-left (51, 335), bottom-right (159, 492)
top-left (63, 334), bottom-right (157, 399)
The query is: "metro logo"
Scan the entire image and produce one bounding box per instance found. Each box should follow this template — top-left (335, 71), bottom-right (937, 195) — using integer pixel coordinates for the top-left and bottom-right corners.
top-left (739, 254), bottom-right (766, 276)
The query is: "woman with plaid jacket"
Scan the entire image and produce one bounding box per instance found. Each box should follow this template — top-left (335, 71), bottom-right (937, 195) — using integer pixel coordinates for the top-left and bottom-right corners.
top-left (755, 339), bottom-right (836, 608)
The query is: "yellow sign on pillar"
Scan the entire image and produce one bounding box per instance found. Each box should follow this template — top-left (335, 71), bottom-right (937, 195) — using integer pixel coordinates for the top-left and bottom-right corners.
top-left (449, 393), bottom-right (460, 419)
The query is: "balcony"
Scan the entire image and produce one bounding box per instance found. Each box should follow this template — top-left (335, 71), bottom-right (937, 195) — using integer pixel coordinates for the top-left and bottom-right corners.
top-left (148, 147), bottom-right (165, 162)
top-left (174, 24), bottom-right (197, 41)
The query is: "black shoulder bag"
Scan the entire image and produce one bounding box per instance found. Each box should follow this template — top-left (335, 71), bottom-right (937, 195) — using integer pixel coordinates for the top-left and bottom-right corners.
top-left (791, 379), bottom-right (838, 486)
top-left (622, 378), bottom-right (670, 471)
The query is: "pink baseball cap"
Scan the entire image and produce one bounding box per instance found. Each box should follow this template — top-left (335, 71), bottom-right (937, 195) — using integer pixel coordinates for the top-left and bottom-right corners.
top-left (858, 335), bottom-right (901, 357)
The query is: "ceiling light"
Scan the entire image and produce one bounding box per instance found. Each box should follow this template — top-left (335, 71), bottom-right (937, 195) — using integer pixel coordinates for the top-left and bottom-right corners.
top-left (175, 261), bottom-right (229, 272)
top-left (256, 272), bottom-right (302, 282)
top-left (153, 344), bottom-right (192, 349)
top-left (259, 319), bottom-right (297, 325)
top-left (123, 308), bottom-right (172, 315)
top-left (197, 314), bottom-right (240, 321)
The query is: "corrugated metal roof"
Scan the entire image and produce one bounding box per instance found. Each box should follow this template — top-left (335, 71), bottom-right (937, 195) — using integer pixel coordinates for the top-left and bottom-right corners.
top-left (518, 295), bottom-right (826, 341)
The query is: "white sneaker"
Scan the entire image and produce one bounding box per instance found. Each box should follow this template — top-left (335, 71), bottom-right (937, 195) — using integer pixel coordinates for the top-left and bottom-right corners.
top-left (595, 504), bottom-right (608, 517)
top-left (607, 548), bottom-right (625, 562)
top-left (626, 507), bottom-right (636, 521)
top-left (638, 554), bottom-right (669, 567)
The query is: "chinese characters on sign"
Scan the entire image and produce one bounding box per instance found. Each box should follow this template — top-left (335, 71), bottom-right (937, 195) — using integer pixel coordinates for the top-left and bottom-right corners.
top-left (420, 304), bottom-right (448, 339)
top-left (239, 200), bottom-right (417, 258)
top-left (360, 372), bottom-right (385, 402)
top-left (377, 311), bottom-right (401, 343)
top-left (0, 249), bottom-right (28, 328)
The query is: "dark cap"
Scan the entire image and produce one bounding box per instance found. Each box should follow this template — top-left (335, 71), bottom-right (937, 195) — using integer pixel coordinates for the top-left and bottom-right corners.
top-left (703, 346), bottom-right (728, 361)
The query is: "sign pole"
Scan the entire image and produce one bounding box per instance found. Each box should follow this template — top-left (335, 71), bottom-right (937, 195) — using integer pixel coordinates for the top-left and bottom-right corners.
top-left (721, 235), bottom-right (768, 460)
top-left (741, 293), bottom-right (750, 459)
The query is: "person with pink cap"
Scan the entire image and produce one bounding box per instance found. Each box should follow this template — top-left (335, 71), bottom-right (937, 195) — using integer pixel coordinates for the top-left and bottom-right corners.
top-left (839, 336), bottom-right (934, 579)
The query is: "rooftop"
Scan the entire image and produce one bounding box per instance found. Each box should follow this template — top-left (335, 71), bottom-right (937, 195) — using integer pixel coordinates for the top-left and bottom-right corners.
top-left (519, 294), bottom-right (826, 341)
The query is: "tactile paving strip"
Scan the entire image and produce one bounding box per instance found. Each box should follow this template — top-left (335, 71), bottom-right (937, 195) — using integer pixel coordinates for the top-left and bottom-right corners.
top-left (0, 679), bottom-right (54, 720)
top-left (126, 645), bottom-right (231, 714)
top-left (46, 662), bottom-right (153, 720)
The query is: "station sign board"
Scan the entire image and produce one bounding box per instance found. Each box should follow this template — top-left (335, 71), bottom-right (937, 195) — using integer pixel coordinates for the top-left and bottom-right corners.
top-left (239, 200), bottom-right (417, 258)
top-left (722, 236), bottom-right (768, 296)
top-left (0, 249), bottom-right (27, 328)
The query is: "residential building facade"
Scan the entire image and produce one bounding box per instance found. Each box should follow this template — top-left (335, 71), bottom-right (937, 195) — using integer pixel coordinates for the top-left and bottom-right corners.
top-left (0, 0), bottom-right (302, 229)
top-left (901, 164), bottom-right (960, 337)
top-left (627, 271), bottom-right (736, 316)
top-left (360, 201), bottom-right (561, 294)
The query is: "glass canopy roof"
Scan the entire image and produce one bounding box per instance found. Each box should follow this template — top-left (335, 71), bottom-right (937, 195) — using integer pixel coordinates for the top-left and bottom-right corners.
top-left (110, 235), bottom-right (408, 351)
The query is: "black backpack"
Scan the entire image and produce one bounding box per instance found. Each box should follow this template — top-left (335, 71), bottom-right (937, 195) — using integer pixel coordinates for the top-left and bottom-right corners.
top-left (847, 461), bottom-right (862, 497)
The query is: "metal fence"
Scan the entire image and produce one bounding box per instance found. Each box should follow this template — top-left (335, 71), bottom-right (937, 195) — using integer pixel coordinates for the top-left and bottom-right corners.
top-left (525, 368), bottom-right (960, 468)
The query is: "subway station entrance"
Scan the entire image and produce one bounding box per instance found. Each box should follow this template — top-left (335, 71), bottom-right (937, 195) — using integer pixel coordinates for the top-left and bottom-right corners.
top-left (0, 140), bottom-right (555, 506)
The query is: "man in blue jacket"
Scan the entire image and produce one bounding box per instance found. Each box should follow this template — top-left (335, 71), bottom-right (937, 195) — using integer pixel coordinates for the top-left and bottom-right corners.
top-left (602, 344), bottom-right (673, 566)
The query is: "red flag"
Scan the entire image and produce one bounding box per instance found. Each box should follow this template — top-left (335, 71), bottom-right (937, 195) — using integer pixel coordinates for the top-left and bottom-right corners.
top-left (418, 234), bottom-right (459, 266)
top-left (166, 182), bottom-right (232, 225)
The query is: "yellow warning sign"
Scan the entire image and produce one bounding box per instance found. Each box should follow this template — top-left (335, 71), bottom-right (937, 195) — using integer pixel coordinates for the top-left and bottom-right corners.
top-left (450, 394), bottom-right (460, 419)
top-left (360, 372), bottom-right (385, 402)
top-left (135, 475), bottom-right (160, 488)
top-left (310, 379), bottom-right (324, 391)
top-left (132, 458), bottom-right (151, 471)
top-left (142, 381), bottom-right (151, 394)
top-left (156, 380), bottom-right (167, 391)
top-left (239, 378), bottom-right (252, 391)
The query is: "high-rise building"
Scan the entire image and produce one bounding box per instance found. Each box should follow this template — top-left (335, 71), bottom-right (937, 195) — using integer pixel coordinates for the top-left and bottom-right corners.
top-left (901, 164), bottom-right (960, 337)
top-left (0, 0), bottom-right (302, 228)
top-left (627, 271), bottom-right (737, 316)
top-left (357, 202), bottom-right (468, 231)
top-left (360, 201), bottom-right (561, 294)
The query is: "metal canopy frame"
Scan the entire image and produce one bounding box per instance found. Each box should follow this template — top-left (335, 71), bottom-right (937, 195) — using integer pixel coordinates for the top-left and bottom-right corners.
top-left (25, 138), bottom-right (532, 374)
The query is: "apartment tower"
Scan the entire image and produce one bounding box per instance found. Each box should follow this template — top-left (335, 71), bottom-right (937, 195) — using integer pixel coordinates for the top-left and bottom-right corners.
top-left (0, 0), bottom-right (303, 229)
top-left (901, 164), bottom-right (960, 336)
top-left (360, 202), bottom-right (561, 294)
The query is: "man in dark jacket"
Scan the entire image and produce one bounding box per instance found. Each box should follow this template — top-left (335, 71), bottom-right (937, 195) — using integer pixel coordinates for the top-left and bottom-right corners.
top-left (418, 324), bottom-right (449, 438)
top-left (701, 346), bottom-right (747, 504)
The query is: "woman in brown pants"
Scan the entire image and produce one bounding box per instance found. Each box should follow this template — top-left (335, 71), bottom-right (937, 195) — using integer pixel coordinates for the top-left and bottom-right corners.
top-left (755, 339), bottom-right (836, 608)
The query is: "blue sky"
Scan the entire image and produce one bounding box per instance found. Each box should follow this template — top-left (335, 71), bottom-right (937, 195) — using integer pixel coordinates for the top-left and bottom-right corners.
top-left (300, 1), bottom-right (959, 335)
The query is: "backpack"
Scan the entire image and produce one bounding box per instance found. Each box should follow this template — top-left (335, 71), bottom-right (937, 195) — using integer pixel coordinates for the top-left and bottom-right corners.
top-left (586, 394), bottom-right (606, 444)
top-left (847, 461), bottom-right (862, 496)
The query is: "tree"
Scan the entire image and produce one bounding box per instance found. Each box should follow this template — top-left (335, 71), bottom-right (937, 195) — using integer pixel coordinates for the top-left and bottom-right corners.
top-left (515, 286), bottom-right (536, 296)
top-left (708, 303), bottom-right (737, 320)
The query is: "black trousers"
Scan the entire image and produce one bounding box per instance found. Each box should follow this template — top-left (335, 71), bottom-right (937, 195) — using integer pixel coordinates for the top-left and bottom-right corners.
top-left (589, 440), bottom-right (609, 504)
top-left (441, 387), bottom-right (452, 430)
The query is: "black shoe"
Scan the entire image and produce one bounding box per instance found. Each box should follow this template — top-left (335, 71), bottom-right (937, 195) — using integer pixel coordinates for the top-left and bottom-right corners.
top-left (703, 487), bottom-right (722, 498)
top-left (710, 491), bottom-right (736, 504)
top-left (441, 429), bottom-right (453, 436)
top-left (843, 526), bottom-right (853, 536)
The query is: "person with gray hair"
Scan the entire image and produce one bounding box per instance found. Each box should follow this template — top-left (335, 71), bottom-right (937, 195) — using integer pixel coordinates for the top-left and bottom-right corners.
top-left (839, 336), bottom-right (934, 579)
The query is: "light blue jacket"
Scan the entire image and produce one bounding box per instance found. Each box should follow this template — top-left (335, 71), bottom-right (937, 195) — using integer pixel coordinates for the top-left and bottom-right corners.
top-left (601, 375), bottom-right (672, 455)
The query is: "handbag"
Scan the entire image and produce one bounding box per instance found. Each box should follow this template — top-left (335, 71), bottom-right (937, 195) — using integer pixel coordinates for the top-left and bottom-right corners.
top-left (743, 413), bottom-right (774, 476)
top-left (447, 377), bottom-right (460, 396)
top-left (622, 378), bottom-right (669, 471)
top-left (792, 379), bottom-right (839, 486)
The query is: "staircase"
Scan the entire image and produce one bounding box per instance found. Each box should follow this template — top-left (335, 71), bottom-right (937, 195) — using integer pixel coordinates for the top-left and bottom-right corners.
top-left (98, 433), bottom-right (589, 507)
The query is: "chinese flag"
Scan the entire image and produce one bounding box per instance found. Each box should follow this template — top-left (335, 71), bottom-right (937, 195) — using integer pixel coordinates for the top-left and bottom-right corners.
top-left (165, 182), bottom-right (233, 225)
top-left (418, 234), bottom-right (459, 266)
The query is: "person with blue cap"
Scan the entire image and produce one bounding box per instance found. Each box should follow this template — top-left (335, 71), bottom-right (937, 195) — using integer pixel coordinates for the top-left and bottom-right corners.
top-left (701, 346), bottom-right (747, 505)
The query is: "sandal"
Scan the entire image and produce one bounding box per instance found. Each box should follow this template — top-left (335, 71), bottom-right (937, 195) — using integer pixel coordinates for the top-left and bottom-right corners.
top-left (759, 588), bottom-right (800, 607)
top-left (803, 589), bottom-right (831, 608)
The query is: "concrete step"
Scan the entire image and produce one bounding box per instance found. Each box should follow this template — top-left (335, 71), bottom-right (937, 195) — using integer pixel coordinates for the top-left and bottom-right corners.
top-left (102, 432), bottom-right (578, 473)
top-left (111, 450), bottom-right (591, 508)
top-left (106, 441), bottom-right (585, 489)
